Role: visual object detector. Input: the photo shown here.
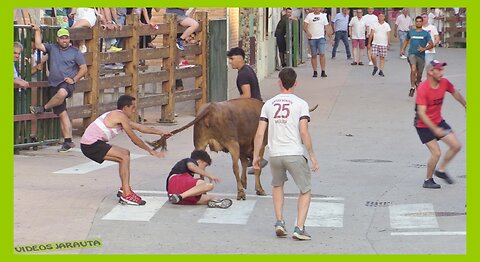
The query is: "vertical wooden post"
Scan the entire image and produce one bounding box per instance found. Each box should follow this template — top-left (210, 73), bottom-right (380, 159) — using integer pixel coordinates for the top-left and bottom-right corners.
top-left (124, 14), bottom-right (140, 121)
top-left (83, 22), bottom-right (101, 129)
top-left (159, 13), bottom-right (177, 123)
top-left (195, 11), bottom-right (208, 112)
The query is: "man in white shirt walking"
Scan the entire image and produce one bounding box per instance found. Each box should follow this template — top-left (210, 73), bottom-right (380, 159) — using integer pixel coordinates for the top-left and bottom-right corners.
top-left (253, 68), bottom-right (319, 240)
top-left (363, 8), bottom-right (378, 66)
top-left (369, 13), bottom-right (391, 77)
top-left (349, 9), bottom-right (367, 65)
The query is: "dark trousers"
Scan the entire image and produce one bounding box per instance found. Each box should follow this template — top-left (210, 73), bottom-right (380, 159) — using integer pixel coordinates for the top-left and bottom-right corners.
top-left (332, 31), bottom-right (351, 58)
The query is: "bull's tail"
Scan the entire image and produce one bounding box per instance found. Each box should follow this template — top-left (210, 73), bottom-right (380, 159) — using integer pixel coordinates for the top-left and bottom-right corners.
top-left (147, 104), bottom-right (212, 151)
top-left (309, 104), bottom-right (319, 112)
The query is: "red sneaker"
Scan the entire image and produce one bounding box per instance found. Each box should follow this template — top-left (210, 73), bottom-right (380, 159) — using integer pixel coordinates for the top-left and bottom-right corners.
top-left (120, 191), bottom-right (146, 205)
top-left (178, 59), bottom-right (195, 69)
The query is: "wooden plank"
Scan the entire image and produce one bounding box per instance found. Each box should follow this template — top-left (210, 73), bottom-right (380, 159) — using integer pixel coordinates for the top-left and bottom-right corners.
top-left (69, 27), bottom-right (93, 41)
top-left (124, 14), bottom-right (140, 121)
top-left (83, 52), bottom-right (93, 66)
top-left (160, 13), bottom-right (177, 123)
top-left (98, 102), bottom-right (117, 114)
top-left (176, 65), bottom-right (203, 79)
top-left (195, 12), bottom-right (208, 112)
top-left (137, 23), bottom-right (169, 36)
top-left (178, 44), bottom-right (202, 56)
top-left (445, 27), bottom-right (466, 33)
top-left (14, 112), bottom-right (58, 122)
top-left (138, 71), bottom-right (168, 85)
top-left (68, 104), bottom-right (93, 119)
top-left (74, 78), bottom-right (91, 93)
top-left (176, 89), bottom-right (203, 102)
top-left (98, 25), bottom-right (133, 38)
top-left (100, 50), bottom-right (133, 64)
top-left (99, 75), bottom-right (132, 90)
top-left (138, 94), bottom-right (168, 109)
top-left (83, 22), bottom-right (101, 128)
top-left (445, 37), bottom-right (466, 43)
top-left (138, 47), bottom-right (169, 60)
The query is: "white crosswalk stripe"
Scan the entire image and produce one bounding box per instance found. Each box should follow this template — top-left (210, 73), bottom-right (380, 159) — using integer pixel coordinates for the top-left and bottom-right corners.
top-left (198, 200), bottom-right (256, 225)
top-left (389, 203), bottom-right (439, 229)
top-left (304, 202), bottom-right (344, 227)
top-left (102, 196), bottom-right (168, 222)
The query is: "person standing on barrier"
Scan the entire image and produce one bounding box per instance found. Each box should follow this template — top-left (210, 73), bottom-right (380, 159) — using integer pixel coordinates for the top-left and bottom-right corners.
top-left (14, 42), bottom-right (29, 88)
top-left (253, 67), bottom-right (319, 240)
top-left (30, 26), bottom-right (88, 153)
top-left (80, 95), bottom-right (173, 205)
top-left (414, 60), bottom-right (466, 189)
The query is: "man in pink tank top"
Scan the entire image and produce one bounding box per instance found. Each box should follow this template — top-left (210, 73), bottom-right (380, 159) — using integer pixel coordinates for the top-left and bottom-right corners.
top-left (81, 95), bottom-right (173, 205)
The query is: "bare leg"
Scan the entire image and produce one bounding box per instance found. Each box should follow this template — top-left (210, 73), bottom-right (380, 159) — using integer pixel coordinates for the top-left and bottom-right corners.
top-left (104, 146), bottom-right (132, 195)
top-left (179, 180), bottom-right (214, 200)
top-left (379, 56), bottom-right (385, 70)
top-left (179, 17), bottom-right (199, 40)
top-left (272, 186), bottom-right (284, 222)
top-left (438, 133), bottom-right (462, 171)
top-left (44, 88), bottom-right (68, 110)
top-left (296, 190), bottom-right (311, 229)
top-left (319, 54), bottom-right (326, 71)
top-left (310, 55), bottom-right (318, 71)
top-left (410, 64), bottom-right (417, 87)
top-left (425, 140), bottom-right (441, 179)
top-left (58, 111), bottom-right (72, 139)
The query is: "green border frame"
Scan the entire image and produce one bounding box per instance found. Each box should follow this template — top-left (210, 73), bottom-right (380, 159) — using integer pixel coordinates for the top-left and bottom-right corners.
top-left (3, 0), bottom-right (477, 261)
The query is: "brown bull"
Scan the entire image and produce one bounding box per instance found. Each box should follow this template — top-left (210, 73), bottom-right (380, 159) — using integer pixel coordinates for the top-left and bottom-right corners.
top-left (149, 98), bottom-right (267, 200)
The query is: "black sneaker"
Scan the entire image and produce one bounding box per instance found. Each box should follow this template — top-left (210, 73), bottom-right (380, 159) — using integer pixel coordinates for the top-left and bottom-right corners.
top-left (435, 170), bottom-right (454, 184)
top-left (30, 106), bottom-right (45, 114)
top-left (58, 142), bottom-right (75, 153)
top-left (423, 178), bottom-right (441, 189)
top-left (379, 70), bottom-right (385, 77)
top-left (169, 194), bottom-right (183, 204)
top-left (321, 71), bottom-right (327, 77)
top-left (313, 71), bottom-right (318, 77)
top-left (409, 87), bottom-right (416, 97)
top-left (207, 198), bottom-right (233, 209)
top-left (372, 67), bottom-right (378, 76)
top-left (175, 38), bottom-right (185, 51)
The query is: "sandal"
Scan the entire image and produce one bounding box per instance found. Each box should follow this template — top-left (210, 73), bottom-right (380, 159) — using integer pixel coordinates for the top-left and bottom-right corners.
top-left (350, 62), bottom-right (358, 65)
top-left (358, 62), bottom-right (364, 65)
top-left (408, 87), bottom-right (416, 97)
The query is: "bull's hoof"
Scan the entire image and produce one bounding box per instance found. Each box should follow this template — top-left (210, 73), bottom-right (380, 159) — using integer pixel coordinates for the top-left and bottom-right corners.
top-left (256, 189), bottom-right (266, 196)
top-left (237, 191), bottom-right (246, 200)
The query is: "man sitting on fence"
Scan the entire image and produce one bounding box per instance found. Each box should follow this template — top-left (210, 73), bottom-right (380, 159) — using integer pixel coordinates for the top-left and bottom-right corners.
top-left (80, 95), bottom-right (173, 206)
top-left (30, 26), bottom-right (87, 152)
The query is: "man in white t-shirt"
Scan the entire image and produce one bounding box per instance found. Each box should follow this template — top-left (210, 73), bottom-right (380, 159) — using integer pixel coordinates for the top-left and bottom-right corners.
top-left (433, 8), bottom-right (445, 46)
top-left (253, 68), bottom-right (319, 241)
top-left (421, 13), bottom-right (440, 73)
top-left (369, 13), bottom-right (391, 77)
top-left (394, 8), bottom-right (412, 59)
top-left (303, 8), bottom-right (331, 78)
top-left (363, 8), bottom-right (378, 66)
top-left (349, 9), bottom-right (367, 65)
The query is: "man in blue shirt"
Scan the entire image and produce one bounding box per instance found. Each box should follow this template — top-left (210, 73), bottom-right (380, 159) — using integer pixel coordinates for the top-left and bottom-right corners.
top-left (331, 8), bottom-right (351, 60)
top-left (401, 16), bottom-right (433, 97)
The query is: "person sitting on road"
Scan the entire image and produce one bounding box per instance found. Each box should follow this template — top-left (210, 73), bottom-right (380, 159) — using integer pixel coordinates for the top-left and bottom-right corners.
top-left (167, 150), bottom-right (233, 209)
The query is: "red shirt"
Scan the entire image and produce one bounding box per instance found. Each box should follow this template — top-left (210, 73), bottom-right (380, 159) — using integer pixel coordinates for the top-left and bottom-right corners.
top-left (415, 78), bottom-right (455, 128)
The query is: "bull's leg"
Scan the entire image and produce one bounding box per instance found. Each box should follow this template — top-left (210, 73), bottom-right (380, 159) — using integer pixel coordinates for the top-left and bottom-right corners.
top-left (255, 148), bottom-right (267, 196)
top-left (227, 143), bottom-right (246, 200)
top-left (240, 157), bottom-right (249, 190)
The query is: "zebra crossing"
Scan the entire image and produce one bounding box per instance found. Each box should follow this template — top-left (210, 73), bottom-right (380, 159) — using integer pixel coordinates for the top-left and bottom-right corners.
top-left (99, 190), bottom-right (465, 236)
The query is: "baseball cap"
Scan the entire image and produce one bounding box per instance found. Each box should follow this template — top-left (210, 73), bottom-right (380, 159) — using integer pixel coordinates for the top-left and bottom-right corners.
top-left (430, 59), bottom-right (447, 69)
top-left (226, 47), bottom-right (245, 58)
top-left (57, 28), bottom-right (70, 37)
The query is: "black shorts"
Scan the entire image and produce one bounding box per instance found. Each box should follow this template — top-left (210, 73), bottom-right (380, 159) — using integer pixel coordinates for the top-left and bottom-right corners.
top-left (50, 82), bottom-right (75, 115)
top-left (81, 140), bottom-right (112, 164)
top-left (276, 35), bottom-right (287, 53)
top-left (416, 120), bottom-right (452, 144)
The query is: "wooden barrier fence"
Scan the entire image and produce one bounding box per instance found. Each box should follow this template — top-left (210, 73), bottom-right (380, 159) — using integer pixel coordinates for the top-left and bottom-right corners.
top-left (14, 12), bottom-right (208, 149)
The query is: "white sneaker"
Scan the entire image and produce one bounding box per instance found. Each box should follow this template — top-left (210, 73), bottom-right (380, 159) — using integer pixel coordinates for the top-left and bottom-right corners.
top-left (368, 61), bottom-right (374, 66)
top-left (400, 55), bottom-right (407, 59)
top-left (307, 53), bottom-right (312, 58)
